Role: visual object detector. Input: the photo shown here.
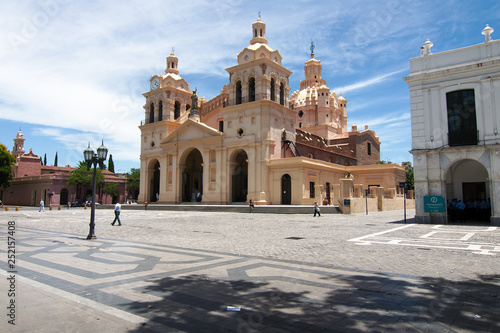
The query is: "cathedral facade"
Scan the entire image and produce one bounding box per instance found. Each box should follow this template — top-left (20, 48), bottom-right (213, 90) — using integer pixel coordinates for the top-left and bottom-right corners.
top-left (138, 18), bottom-right (406, 205)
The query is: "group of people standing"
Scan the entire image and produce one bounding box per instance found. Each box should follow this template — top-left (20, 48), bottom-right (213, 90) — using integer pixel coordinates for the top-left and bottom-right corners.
top-left (448, 198), bottom-right (491, 222)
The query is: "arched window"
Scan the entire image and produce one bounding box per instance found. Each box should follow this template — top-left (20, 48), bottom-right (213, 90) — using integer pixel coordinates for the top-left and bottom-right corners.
top-left (270, 78), bottom-right (275, 101)
top-left (260, 29), bottom-right (263, 37)
top-left (279, 82), bottom-right (285, 105)
top-left (248, 77), bottom-right (255, 102)
top-left (236, 81), bottom-right (242, 105)
top-left (254, 29), bottom-right (257, 38)
top-left (158, 100), bottom-right (163, 121)
top-left (149, 103), bottom-right (154, 123)
top-left (174, 101), bottom-right (181, 120)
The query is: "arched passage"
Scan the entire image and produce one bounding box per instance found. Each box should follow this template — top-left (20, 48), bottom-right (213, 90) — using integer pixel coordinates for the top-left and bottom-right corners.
top-left (148, 160), bottom-right (160, 202)
top-left (446, 159), bottom-right (491, 222)
top-left (231, 150), bottom-right (248, 203)
top-left (281, 174), bottom-right (291, 204)
top-left (181, 149), bottom-right (203, 202)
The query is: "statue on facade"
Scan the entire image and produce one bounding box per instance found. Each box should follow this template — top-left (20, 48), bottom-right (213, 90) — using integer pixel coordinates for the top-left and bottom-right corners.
top-left (191, 88), bottom-right (198, 109)
top-left (189, 88), bottom-right (199, 119)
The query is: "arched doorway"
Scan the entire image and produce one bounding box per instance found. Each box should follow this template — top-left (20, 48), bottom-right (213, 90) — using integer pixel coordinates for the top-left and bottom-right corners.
top-left (151, 161), bottom-right (160, 202)
top-left (182, 149), bottom-right (203, 202)
top-left (60, 189), bottom-right (69, 205)
top-left (446, 159), bottom-right (490, 222)
top-left (146, 159), bottom-right (160, 202)
top-left (231, 150), bottom-right (248, 203)
top-left (281, 174), bottom-right (291, 204)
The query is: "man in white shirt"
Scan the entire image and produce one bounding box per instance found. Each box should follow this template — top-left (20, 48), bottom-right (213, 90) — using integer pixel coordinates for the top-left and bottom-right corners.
top-left (111, 202), bottom-right (122, 226)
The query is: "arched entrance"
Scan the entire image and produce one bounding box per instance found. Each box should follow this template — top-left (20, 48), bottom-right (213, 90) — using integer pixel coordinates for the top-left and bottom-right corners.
top-left (231, 150), bottom-right (248, 203)
top-left (446, 159), bottom-right (490, 222)
top-left (148, 160), bottom-right (160, 202)
top-left (182, 149), bottom-right (203, 202)
top-left (281, 174), bottom-right (291, 204)
top-left (60, 189), bottom-right (69, 205)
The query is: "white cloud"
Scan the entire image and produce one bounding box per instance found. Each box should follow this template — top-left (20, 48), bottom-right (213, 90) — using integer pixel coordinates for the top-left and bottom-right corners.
top-left (332, 68), bottom-right (407, 94)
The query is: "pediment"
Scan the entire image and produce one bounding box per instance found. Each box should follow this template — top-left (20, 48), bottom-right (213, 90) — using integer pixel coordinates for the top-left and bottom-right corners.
top-left (161, 119), bottom-right (221, 144)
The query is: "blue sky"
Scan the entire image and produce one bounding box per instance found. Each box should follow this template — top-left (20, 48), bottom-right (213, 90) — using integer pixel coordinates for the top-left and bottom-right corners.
top-left (1, 0), bottom-right (499, 172)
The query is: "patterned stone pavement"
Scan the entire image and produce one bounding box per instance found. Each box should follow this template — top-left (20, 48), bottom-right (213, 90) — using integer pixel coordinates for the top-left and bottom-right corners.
top-left (0, 207), bottom-right (499, 332)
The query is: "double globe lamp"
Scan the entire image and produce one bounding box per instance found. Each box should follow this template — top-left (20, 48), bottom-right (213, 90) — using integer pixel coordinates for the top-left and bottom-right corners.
top-left (83, 141), bottom-right (108, 240)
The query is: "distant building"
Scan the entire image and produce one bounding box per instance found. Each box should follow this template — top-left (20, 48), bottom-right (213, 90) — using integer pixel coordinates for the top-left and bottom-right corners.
top-left (139, 17), bottom-right (407, 206)
top-left (404, 25), bottom-right (499, 225)
top-left (1, 131), bottom-right (126, 207)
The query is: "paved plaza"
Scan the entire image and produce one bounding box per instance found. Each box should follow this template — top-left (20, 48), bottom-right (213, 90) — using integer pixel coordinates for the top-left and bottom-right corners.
top-left (0, 207), bottom-right (499, 332)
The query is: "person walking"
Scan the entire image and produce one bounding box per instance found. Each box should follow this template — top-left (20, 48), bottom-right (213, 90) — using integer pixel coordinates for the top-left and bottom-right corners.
top-left (39, 200), bottom-right (45, 212)
top-left (111, 202), bottom-right (122, 226)
top-left (314, 202), bottom-right (321, 217)
top-left (248, 199), bottom-right (255, 213)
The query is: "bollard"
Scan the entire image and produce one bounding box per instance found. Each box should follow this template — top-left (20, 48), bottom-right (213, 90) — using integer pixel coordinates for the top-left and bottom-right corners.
top-left (58, 206), bottom-right (61, 210)
top-left (84, 206), bottom-right (87, 210)
top-left (49, 206), bottom-right (53, 211)
top-left (15, 207), bottom-right (19, 211)
top-left (5, 207), bottom-right (8, 211)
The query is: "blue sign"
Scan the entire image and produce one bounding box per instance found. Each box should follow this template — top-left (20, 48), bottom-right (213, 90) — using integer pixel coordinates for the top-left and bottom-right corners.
top-left (344, 199), bottom-right (350, 206)
top-left (424, 196), bottom-right (446, 213)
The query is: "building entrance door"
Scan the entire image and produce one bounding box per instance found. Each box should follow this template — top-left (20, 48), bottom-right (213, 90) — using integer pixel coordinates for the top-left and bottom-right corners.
top-left (182, 149), bottom-right (203, 202)
top-left (60, 189), bottom-right (68, 205)
top-left (231, 150), bottom-right (248, 203)
top-left (150, 161), bottom-right (160, 202)
top-left (462, 182), bottom-right (486, 202)
top-left (281, 174), bottom-right (291, 204)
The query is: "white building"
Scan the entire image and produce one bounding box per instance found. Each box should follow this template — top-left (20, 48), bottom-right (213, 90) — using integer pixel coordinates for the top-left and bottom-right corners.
top-left (405, 25), bottom-right (500, 225)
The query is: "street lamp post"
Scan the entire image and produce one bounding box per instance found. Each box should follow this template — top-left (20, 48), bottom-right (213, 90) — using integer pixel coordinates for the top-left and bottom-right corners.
top-left (83, 141), bottom-right (108, 240)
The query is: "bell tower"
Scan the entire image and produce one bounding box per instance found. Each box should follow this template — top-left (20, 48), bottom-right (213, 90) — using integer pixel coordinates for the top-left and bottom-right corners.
top-left (250, 17), bottom-right (267, 45)
top-left (166, 49), bottom-right (179, 75)
top-left (12, 130), bottom-right (25, 161)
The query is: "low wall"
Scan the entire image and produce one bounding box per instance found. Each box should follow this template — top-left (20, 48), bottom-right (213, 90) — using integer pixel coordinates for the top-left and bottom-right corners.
top-left (341, 195), bottom-right (415, 214)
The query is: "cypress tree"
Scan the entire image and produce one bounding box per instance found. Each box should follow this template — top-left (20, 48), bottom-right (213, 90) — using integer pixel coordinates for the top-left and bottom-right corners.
top-left (108, 154), bottom-right (115, 173)
top-left (44, 154), bottom-right (47, 166)
top-left (54, 152), bottom-right (58, 167)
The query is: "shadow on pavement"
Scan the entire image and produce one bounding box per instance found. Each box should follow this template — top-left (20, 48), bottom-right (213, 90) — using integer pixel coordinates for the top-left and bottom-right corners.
top-left (124, 272), bottom-right (500, 332)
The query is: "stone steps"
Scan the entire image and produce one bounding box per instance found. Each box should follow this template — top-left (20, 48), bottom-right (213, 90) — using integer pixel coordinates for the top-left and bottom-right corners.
top-left (104, 203), bottom-right (342, 214)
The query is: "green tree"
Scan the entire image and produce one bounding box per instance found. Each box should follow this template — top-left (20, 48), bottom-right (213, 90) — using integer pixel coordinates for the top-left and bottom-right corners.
top-left (54, 152), bottom-right (58, 167)
top-left (108, 154), bottom-right (115, 173)
top-left (67, 161), bottom-right (105, 200)
top-left (126, 168), bottom-right (140, 200)
top-left (43, 153), bottom-right (47, 166)
top-left (405, 163), bottom-right (414, 190)
top-left (0, 144), bottom-right (16, 189)
top-left (103, 182), bottom-right (118, 197)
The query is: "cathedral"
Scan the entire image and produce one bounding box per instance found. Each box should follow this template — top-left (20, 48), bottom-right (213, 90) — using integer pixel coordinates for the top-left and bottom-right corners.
top-left (138, 17), bottom-right (406, 205)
